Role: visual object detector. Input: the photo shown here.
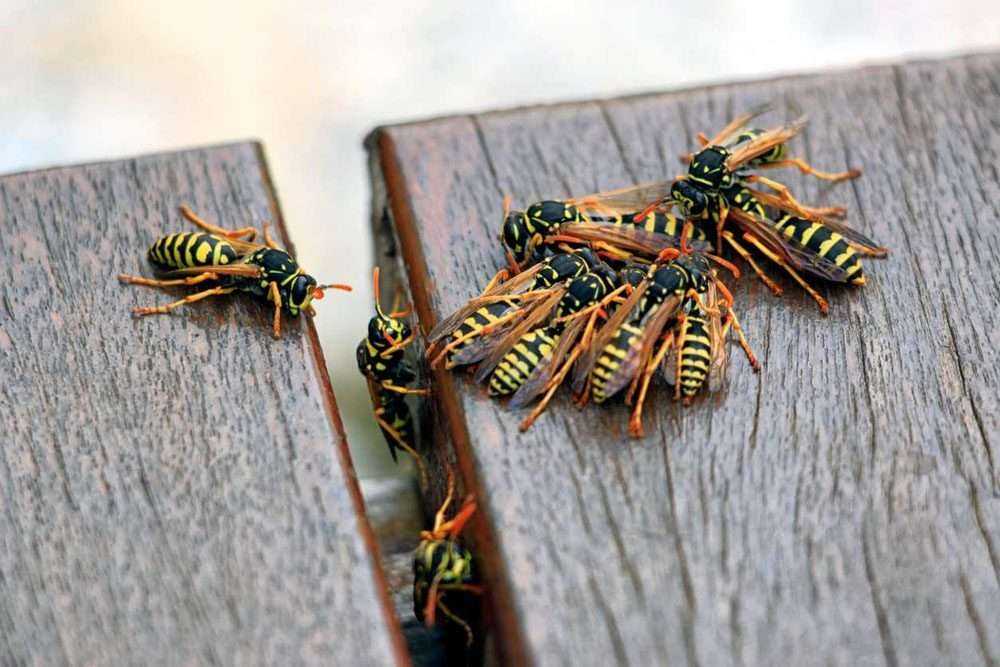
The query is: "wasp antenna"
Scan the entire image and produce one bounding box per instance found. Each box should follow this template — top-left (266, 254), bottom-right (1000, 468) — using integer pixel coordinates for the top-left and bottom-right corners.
top-left (317, 283), bottom-right (352, 291)
top-left (448, 497), bottom-right (477, 539)
top-left (372, 267), bottom-right (385, 317)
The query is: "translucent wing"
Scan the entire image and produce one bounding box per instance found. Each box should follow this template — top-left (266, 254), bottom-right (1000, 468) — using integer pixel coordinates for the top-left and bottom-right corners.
top-left (748, 187), bottom-right (888, 255)
top-left (567, 181), bottom-right (674, 214)
top-left (157, 263), bottom-right (263, 278)
top-left (726, 117), bottom-right (806, 172)
top-left (508, 315), bottom-right (589, 409)
top-left (708, 104), bottom-right (773, 146)
top-left (726, 207), bottom-right (852, 283)
top-left (427, 264), bottom-right (545, 343)
top-left (598, 293), bottom-right (684, 401)
top-left (473, 288), bottom-right (565, 384)
top-left (449, 319), bottom-right (520, 366)
top-left (706, 284), bottom-right (729, 392)
top-left (571, 279), bottom-right (649, 391)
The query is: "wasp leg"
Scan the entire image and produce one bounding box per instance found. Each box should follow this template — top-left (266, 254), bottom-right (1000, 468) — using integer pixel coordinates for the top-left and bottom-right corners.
top-left (118, 272), bottom-right (219, 288)
top-left (741, 232), bottom-right (829, 314)
top-left (267, 281), bottom-right (282, 339)
top-left (262, 223), bottom-right (281, 249)
top-left (755, 158), bottom-right (861, 182)
top-left (722, 231), bottom-right (783, 296)
top-left (380, 381), bottom-right (431, 396)
top-left (629, 331), bottom-right (674, 438)
top-left (180, 204), bottom-right (258, 241)
top-left (435, 596), bottom-right (475, 648)
top-left (372, 406), bottom-right (428, 489)
top-left (132, 286), bottom-right (236, 316)
top-left (721, 308), bottom-right (760, 371)
top-left (740, 176), bottom-right (819, 219)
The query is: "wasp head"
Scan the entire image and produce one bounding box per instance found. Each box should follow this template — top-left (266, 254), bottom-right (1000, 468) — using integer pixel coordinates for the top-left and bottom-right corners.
top-left (500, 209), bottom-right (534, 264)
top-left (670, 179), bottom-right (710, 218)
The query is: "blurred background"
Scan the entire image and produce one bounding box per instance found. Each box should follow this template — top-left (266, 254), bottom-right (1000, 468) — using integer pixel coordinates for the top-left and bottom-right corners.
top-left (2, 0), bottom-right (997, 480)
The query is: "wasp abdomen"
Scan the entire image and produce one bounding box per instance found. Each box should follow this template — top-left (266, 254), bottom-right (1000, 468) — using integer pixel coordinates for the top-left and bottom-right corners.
top-left (147, 232), bottom-right (237, 271)
top-left (591, 322), bottom-right (642, 403)
top-left (678, 314), bottom-right (712, 397)
top-left (773, 215), bottom-right (864, 284)
top-left (489, 328), bottom-right (558, 397)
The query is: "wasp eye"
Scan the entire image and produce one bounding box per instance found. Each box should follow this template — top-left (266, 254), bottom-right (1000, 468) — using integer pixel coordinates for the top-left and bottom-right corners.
top-left (290, 275), bottom-right (316, 307)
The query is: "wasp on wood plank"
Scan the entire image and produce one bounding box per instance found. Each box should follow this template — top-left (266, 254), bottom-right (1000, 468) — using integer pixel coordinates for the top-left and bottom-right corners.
top-left (357, 267), bottom-right (430, 486)
top-left (498, 183), bottom-right (712, 272)
top-left (425, 247), bottom-right (610, 370)
top-left (118, 205), bottom-right (350, 338)
top-left (572, 225), bottom-right (760, 437)
top-left (640, 107), bottom-right (888, 313)
top-left (413, 470), bottom-right (482, 647)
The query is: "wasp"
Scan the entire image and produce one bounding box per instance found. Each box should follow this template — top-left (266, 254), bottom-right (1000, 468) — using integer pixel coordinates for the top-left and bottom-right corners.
top-left (413, 470), bottom-right (481, 646)
top-left (425, 248), bottom-right (609, 369)
top-left (573, 226), bottom-right (759, 437)
top-left (118, 205), bottom-right (350, 338)
top-left (498, 183), bottom-right (711, 272)
top-left (642, 108), bottom-right (887, 313)
top-left (357, 267), bottom-right (430, 485)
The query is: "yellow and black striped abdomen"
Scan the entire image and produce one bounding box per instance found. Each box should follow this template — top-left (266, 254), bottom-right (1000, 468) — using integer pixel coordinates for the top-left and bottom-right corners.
top-left (678, 315), bottom-right (712, 397)
top-left (773, 215), bottom-right (864, 284)
top-left (147, 232), bottom-right (238, 272)
top-left (446, 299), bottom-right (518, 362)
top-left (591, 322), bottom-right (642, 403)
top-left (489, 328), bottom-right (558, 397)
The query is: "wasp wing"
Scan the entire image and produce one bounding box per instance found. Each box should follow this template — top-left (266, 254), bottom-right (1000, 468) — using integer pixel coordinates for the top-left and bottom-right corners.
top-left (726, 208), bottom-right (853, 283)
top-left (747, 186), bottom-right (888, 255)
top-left (706, 284), bottom-right (729, 392)
top-left (156, 263), bottom-right (263, 278)
top-left (508, 314), bottom-right (588, 409)
top-left (567, 181), bottom-right (675, 214)
top-left (710, 104), bottom-right (773, 146)
top-left (473, 288), bottom-right (565, 384)
top-left (598, 293), bottom-right (684, 401)
top-left (571, 279), bottom-right (649, 391)
top-left (726, 117), bottom-right (806, 172)
top-left (426, 264), bottom-right (545, 343)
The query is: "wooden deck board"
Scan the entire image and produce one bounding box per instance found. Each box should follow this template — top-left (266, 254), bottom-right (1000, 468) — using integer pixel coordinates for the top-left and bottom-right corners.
top-left (369, 53), bottom-right (1000, 665)
top-left (0, 144), bottom-right (408, 666)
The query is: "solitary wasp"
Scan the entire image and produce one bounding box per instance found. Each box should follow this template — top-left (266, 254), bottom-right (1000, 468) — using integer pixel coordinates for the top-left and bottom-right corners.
top-left (118, 205), bottom-right (350, 338)
top-left (413, 470), bottom-right (481, 646)
top-left (498, 183), bottom-right (710, 272)
top-left (573, 226), bottom-right (759, 437)
top-left (426, 248), bottom-right (608, 369)
top-left (357, 267), bottom-right (429, 485)
top-left (642, 108), bottom-right (887, 313)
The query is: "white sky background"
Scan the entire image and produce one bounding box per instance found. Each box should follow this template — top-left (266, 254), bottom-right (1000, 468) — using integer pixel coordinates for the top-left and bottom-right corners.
top-left (2, 1), bottom-right (997, 477)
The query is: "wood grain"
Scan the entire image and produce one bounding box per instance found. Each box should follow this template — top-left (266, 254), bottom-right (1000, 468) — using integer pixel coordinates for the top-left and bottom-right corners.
top-left (369, 53), bottom-right (1000, 666)
top-left (0, 143), bottom-right (408, 666)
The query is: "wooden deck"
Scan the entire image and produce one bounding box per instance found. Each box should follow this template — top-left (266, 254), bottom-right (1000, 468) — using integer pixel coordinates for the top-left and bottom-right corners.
top-left (0, 144), bottom-right (408, 666)
top-left (368, 52), bottom-right (1000, 665)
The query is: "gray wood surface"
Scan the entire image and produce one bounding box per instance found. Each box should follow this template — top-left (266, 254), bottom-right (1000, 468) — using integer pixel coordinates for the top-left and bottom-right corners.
top-left (368, 53), bottom-right (1000, 666)
top-left (0, 144), bottom-right (408, 666)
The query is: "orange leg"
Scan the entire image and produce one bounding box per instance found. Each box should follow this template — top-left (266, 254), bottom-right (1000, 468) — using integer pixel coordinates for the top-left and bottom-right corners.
top-left (267, 281), bottom-right (282, 339)
top-left (380, 381), bottom-right (431, 397)
top-left (118, 272), bottom-right (218, 288)
top-left (132, 286), bottom-right (235, 316)
top-left (722, 308), bottom-right (760, 371)
top-left (180, 204), bottom-right (257, 240)
top-left (628, 331), bottom-right (674, 438)
top-left (262, 223), bottom-right (281, 249)
top-left (722, 232), bottom-right (783, 296)
top-left (741, 233), bottom-right (829, 314)
top-left (755, 157), bottom-right (861, 182)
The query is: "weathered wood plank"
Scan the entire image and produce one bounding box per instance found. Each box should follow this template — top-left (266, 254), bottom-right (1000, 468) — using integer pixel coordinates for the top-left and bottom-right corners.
top-left (0, 144), bottom-right (408, 666)
top-left (369, 53), bottom-right (1000, 665)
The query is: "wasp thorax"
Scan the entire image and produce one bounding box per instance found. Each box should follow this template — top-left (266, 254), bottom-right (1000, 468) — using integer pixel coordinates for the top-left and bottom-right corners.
top-left (688, 146), bottom-right (732, 189)
top-left (526, 200), bottom-right (578, 226)
top-left (671, 180), bottom-right (709, 217)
